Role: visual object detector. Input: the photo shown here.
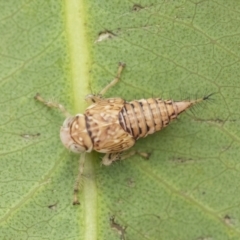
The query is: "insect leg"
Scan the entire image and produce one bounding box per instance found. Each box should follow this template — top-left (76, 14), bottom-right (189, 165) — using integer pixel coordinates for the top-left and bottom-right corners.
top-left (101, 152), bottom-right (121, 166)
top-left (102, 151), bottom-right (151, 166)
top-left (85, 94), bottom-right (103, 103)
top-left (34, 93), bottom-right (71, 118)
top-left (85, 63), bottom-right (125, 103)
top-left (98, 62), bottom-right (125, 96)
top-left (119, 151), bottom-right (151, 161)
top-left (73, 153), bottom-right (86, 205)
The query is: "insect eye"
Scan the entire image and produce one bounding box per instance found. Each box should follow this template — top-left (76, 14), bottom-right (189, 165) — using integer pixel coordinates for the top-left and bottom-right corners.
top-left (69, 143), bottom-right (86, 153)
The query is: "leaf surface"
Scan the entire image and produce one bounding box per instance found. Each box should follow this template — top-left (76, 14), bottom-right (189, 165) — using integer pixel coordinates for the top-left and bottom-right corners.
top-left (0, 1), bottom-right (240, 239)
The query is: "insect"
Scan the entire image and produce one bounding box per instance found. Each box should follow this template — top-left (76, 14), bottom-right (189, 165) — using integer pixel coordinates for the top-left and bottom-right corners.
top-left (35, 63), bottom-right (213, 204)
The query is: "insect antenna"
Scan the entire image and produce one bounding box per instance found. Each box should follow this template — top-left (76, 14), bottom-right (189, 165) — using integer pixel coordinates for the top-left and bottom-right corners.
top-left (202, 92), bottom-right (216, 103)
top-left (188, 92), bottom-right (217, 115)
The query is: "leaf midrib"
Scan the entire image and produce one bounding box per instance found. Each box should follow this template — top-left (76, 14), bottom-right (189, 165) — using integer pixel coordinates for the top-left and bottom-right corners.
top-left (64, 1), bottom-right (97, 239)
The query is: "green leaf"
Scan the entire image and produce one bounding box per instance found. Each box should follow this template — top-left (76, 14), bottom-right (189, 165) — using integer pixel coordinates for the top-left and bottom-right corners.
top-left (1, 0), bottom-right (240, 239)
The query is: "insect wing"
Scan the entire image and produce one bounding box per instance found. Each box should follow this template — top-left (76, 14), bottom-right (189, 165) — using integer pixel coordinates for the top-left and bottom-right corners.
top-left (85, 98), bottom-right (135, 153)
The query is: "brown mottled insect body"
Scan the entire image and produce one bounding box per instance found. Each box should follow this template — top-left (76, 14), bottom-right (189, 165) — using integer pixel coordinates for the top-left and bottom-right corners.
top-left (70, 97), bottom-right (202, 155)
top-left (35, 63), bottom-right (212, 204)
top-left (121, 98), bottom-right (192, 139)
top-left (84, 97), bottom-right (135, 153)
